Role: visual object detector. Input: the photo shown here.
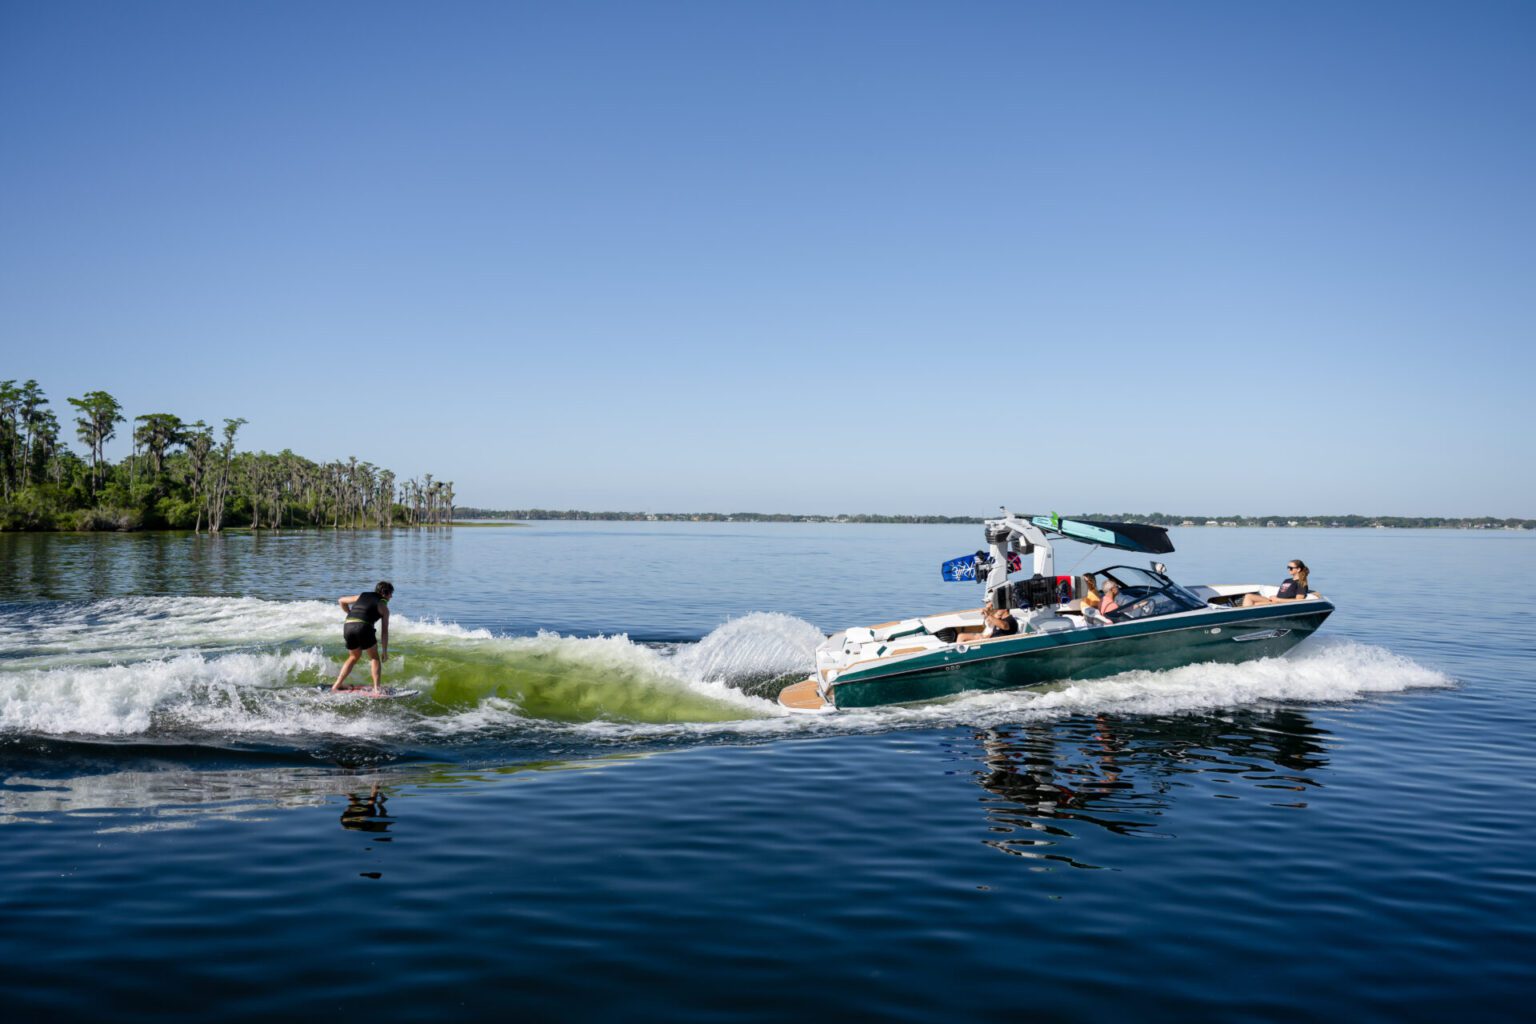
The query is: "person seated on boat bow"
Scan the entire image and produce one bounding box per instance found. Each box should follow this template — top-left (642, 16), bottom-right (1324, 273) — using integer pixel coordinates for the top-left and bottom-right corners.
top-left (957, 600), bottom-right (1018, 643)
top-left (1242, 560), bottom-right (1311, 606)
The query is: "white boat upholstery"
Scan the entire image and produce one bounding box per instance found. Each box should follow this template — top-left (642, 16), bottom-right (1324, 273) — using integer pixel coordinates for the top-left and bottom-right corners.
top-left (1021, 611), bottom-right (1077, 634)
top-left (876, 636), bottom-right (946, 655)
top-left (871, 619), bottom-right (928, 642)
top-left (918, 611), bottom-right (984, 633)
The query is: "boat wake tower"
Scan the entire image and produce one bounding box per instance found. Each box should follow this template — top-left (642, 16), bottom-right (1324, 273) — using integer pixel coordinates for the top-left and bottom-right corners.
top-left (962, 508), bottom-right (1177, 611)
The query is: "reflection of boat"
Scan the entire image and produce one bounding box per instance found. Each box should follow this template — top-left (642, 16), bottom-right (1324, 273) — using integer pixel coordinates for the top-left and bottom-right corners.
top-left (778, 510), bottom-right (1335, 712)
top-left (970, 708), bottom-right (1330, 868)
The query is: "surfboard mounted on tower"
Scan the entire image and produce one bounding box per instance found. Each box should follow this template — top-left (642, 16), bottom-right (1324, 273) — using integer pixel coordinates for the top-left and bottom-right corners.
top-left (941, 550), bottom-right (1022, 581)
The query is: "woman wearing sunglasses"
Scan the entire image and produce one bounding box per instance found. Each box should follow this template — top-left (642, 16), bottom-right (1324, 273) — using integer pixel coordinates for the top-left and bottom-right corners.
top-left (1242, 561), bottom-right (1311, 606)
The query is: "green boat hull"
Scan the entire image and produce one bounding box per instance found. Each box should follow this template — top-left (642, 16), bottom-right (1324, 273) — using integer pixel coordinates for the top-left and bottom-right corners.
top-left (827, 602), bottom-right (1335, 709)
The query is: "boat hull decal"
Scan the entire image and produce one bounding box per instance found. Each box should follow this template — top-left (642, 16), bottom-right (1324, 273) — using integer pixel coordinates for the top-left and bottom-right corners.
top-left (1233, 628), bottom-right (1292, 643)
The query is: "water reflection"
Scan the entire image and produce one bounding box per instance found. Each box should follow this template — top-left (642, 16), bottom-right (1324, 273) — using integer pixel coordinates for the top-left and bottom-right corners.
top-left (0, 750), bottom-right (655, 831)
top-left (966, 708), bottom-right (1331, 869)
top-left (341, 784), bottom-right (393, 835)
top-left (0, 762), bottom-right (361, 827)
top-left (0, 529), bottom-right (457, 603)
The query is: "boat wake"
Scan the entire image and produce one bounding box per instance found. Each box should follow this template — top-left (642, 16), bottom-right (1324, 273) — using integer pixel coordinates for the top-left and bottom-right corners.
top-left (0, 597), bottom-right (1451, 757)
top-left (854, 636), bottom-right (1453, 731)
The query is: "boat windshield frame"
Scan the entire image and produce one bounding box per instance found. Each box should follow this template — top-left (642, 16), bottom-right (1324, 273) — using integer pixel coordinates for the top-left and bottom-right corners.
top-left (1094, 565), bottom-right (1207, 622)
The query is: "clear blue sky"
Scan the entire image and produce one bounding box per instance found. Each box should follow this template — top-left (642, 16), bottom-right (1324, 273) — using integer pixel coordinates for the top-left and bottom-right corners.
top-left (2, 1), bottom-right (1531, 516)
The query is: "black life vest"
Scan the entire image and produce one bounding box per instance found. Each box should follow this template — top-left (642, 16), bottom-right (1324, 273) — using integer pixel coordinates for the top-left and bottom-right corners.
top-left (349, 591), bottom-right (386, 624)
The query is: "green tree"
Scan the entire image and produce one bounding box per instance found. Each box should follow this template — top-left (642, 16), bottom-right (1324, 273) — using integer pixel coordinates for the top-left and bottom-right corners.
top-left (18, 380), bottom-right (49, 487)
top-left (0, 380), bottom-right (19, 498)
top-left (67, 390), bottom-right (125, 495)
top-left (179, 421), bottom-right (215, 532)
top-left (207, 417), bottom-right (245, 533)
top-left (376, 468), bottom-right (396, 528)
top-left (133, 413), bottom-right (185, 477)
top-left (28, 407), bottom-right (63, 484)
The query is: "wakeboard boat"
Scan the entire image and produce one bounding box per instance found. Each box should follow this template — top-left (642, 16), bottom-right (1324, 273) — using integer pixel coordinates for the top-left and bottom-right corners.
top-left (777, 509), bottom-right (1334, 712)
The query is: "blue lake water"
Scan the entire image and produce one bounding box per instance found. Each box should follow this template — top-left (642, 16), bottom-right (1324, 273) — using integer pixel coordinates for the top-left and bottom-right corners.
top-left (1, 523), bottom-right (1533, 1021)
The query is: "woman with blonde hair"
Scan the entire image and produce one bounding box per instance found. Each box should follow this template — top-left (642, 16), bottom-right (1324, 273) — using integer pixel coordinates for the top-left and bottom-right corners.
top-left (1080, 573), bottom-right (1102, 611)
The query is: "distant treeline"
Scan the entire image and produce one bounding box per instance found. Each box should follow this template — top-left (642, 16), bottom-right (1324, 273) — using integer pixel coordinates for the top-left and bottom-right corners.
top-left (0, 380), bottom-right (453, 531)
top-left (456, 508), bottom-right (1535, 530)
top-left (456, 508), bottom-right (979, 524)
top-left (1090, 512), bottom-right (1534, 530)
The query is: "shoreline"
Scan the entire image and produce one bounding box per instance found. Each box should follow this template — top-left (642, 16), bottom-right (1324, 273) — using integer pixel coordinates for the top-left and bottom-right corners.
top-left (2, 516), bottom-right (1530, 535)
top-left (0, 522), bottom-right (526, 536)
top-left (453, 511), bottom-right (1535, 530)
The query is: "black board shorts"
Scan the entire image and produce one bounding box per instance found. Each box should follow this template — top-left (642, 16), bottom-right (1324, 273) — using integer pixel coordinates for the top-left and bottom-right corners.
top-left (344, 621), bottom-right (378, 651)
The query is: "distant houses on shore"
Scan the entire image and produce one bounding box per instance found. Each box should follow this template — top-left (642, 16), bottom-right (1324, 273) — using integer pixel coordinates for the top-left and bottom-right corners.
top-left (454, 509), bottom-right (1534, 530)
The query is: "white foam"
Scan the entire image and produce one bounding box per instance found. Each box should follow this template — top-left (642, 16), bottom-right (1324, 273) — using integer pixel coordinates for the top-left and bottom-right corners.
top-left (0, 648), bottom-right (343, 737)
top-left (669, 612), bottom-right (828, 684)
top-left (393, 615), bottom-right (497, 641)
top-left (0, 598), bottom-right (504, 739)
top-left (796, 637), bottom-right (1453, 735)
top-left (0, 595), bottom-right (500, 667)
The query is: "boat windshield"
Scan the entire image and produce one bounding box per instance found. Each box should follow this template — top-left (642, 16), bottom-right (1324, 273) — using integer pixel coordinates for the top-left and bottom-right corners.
top-left (1096, 566), bottom-right (1206, 622)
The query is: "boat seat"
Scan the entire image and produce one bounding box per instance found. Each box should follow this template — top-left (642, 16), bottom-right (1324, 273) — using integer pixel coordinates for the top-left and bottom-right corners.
top-left (918, 611), bottom-right (984, 632)
top-left (871, 621), bottom-right (927, 642)
top-left (1022, 611), bottom-right (1076, 634)
top-left (873, 636), bottom-right (945, 657)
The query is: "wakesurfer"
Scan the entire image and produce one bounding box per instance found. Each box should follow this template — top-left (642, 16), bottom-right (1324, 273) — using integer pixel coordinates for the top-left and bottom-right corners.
top-left (332, 581), bottom-right (394, 695)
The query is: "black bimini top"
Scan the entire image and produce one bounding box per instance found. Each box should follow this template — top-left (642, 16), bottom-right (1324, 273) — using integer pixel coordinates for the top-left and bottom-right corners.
top-left (1030, 516), bottom-right (1175, 554)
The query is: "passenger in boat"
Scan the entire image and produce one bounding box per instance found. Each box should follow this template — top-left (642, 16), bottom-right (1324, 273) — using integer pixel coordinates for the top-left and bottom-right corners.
top-left (984, 604), bottom-right (1019, 638)
top-left (1100, 580), bottom-right (1123, 615)
top-left (333, 581), bottom-right (394, 694)
top-left (1081, 573), bottom-right (1102, 611)
top-left (1242, 560), bottom-right (1311, 606)
top-left (957, 601), bottom-right (1018, 643)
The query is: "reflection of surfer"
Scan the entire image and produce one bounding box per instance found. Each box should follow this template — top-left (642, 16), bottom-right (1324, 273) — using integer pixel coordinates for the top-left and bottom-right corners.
top-left (340, 784), bottom-right (392, 833)
top-left (332, 581), bottom-right (394, 695)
